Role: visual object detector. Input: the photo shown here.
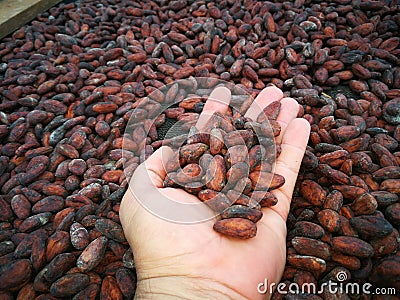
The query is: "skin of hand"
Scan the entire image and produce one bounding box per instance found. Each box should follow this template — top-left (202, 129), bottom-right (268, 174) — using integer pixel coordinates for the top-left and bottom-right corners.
top-left (120, 85), bottom-right (311, 299)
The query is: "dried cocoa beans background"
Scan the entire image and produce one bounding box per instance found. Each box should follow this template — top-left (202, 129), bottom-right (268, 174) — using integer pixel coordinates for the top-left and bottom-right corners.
top-left (0, 0), bottom-right (399, 298)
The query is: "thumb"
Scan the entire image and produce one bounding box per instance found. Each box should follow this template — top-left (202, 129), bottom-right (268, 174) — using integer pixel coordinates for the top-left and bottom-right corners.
top-left (131, 146), bottom-right (174, 190)
top-left (120, 146), bottom-right (173, 234)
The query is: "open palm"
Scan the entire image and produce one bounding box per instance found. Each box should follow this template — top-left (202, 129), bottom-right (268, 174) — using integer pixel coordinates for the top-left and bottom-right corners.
top-left (120, 86), bottom-right (310, 299)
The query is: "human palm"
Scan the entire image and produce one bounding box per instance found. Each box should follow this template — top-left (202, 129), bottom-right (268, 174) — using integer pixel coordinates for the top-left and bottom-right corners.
top-left (120, 86), bottom-right (310, 299)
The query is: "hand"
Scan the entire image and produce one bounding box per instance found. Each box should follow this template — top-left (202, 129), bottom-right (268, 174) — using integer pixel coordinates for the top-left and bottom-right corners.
top-left (120, 85), bottom-right (311, 299)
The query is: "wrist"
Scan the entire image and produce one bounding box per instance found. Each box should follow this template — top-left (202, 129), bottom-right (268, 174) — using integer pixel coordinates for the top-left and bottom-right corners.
top-left (134, 275), bottom-right (250, 300)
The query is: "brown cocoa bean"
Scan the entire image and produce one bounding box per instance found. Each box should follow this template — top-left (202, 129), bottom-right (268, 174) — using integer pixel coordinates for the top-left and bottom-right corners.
top-left (44, 253), bottom-right (76, 283)
top-left (350, 213), bottom-right (393, 240)
top-left (332, 236), bottom-right (374, 258)
top-left (70, 222), bottom-right (90, 250)
top-left (11, 194), bottom-right (31, 219)
top-left (0, 259), bottom-right (32, 290)
top-left (220, 205), bottom-right (262, 223)
top-left (287, 254), bottom-right (326, 273)
top-left (300, 180), bottom-right (326, 206)
top-left (292, 237), bottom-right (331, 260)
top-left (179, 143), bottom-right (209, 164)
top-left (100, 275), bottom-right (123, 300)
top-left (289, 221), bottom-right (325, 240)
top-left (205, 155), bottom-right (226, 192)
top-left (115, 268), bottom-right (136, 299)
top-left (209, 128), bottom-right (225, 155)
top-left (77, 236), bottom-right (108, 272)
top-left (213, 218), bottom-right (257, 239)
top-left (249, 171), bottom-right (285, 191)
top-left (350, 193), bottom-right (378, 215)
top-left (370, 229), bottom-right (399, 257)
top-left (331, 252), bottom-right (361, 271)
top-left (94, 218), bottom-right (126, 243)
top-left (317, 209), bottom-right (341, 233)
top-left (50, 273), bottom-right (90, 298)
top-left (46, 231), bottom-right (70, 262)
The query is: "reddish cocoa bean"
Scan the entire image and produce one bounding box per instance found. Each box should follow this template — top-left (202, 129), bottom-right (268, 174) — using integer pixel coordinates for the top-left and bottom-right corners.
top-left (213, 218), bottom-right (257, 239)
top-left (77, 236), bottom-right (108, 272)
top-left (0, 259), bottom-right (32, 291)
top-left (49, 273), bottom-right (90, 298)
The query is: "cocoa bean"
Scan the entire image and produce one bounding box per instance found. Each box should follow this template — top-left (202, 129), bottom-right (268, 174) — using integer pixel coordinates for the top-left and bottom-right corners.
top-left (331, 252), bottom-right (361, 271)
top-left (70, 222), bottom-right (90, 250)
top-left (94, 218), bottom-right (126, 243)
top-left (317, 209), bottom-right (341, 233)
top-left (292, 237), bottom-right (331, 260)
top-left (332, 236), bottom-right (374, 258)
top-left (350, 213), bottom-right (393, 240)
top-left (77, 236), bottom-right (108, 272)
top-left (44, 253), bottom-right (76, 283)
top-left (369, 255), bottom-right (400, 289)
top-left (370, 230), bottom-right (399, 257)
top-left (100, 275), bottom-right (123, 300)
top-left (350, 193), bottom-right (378, 215)
top-left (289, 221), bottom-right (325, 240)
top-left (115, 268), bottom-right (136, 299)
top-left (0, 259), bottom-right (32, 290)
top-left (49, 273), bottom-right (90, 298)
top-left (220, 205), bottom-right (263, 223)
top-left (287, 254), bottom-right (326, 273)
top-left (179, 143), bottom-right (209, 164)
top-left (300, 180), bottom-right (326, 206)
top-left (213, 218), bottom-right (257, 239)
top-left (45, 231), bottom-right (70, 262)
top-left (205, 155), bottom-right (226, 192)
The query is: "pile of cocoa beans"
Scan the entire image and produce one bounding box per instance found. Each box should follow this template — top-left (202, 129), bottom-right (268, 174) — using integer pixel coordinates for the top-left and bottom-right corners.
top-left (162, 101), bottom-right (284, 239)
top-left (0, 0), bottom-right (399, 298)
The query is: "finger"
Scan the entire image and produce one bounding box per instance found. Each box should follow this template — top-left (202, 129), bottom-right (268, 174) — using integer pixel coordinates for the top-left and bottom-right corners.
top-left (244, 85), bottom-right (283, 121)
top-left (196, 86), bottom-right (231, 130)
top-left (122, 146), bottom-right (173, 225)
top-left (270, 118), bottom-right (311, 220)
top-left (120, 146), bottom-right (173, 245)
top-left (120, 147), bottom-right (174, 237)
top-left (275, 97), bottom-right (300, 144)
top-left (130, 146), bottom-right (174, 189)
